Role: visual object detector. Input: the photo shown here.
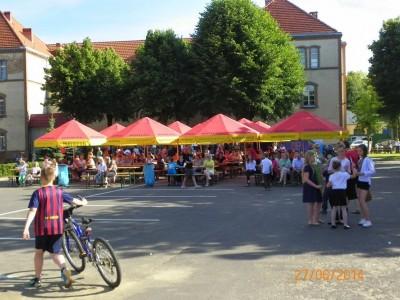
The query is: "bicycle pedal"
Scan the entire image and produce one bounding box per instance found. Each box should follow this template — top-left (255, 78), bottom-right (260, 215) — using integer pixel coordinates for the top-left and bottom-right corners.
top-left (79, 253), bottom-right (87, 258)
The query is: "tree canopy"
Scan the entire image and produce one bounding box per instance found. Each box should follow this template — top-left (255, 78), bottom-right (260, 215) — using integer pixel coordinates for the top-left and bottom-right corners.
top-left (128, 30), bottom-right (193, 123)
top-left (352, 81), bottom-right (383, 137)
top-left (44, 38), bottom-right (131, 126)
top-left (190, 0), bottom-right (305, 120)
top-left (346, 71), bottom-right (367, 110)
top-left (369, 17), bottom-right (400, 122)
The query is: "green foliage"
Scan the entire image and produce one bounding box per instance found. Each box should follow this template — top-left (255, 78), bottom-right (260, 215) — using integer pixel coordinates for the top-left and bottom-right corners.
top-left (190, 0), bottom-right (304, 120)
top-left (128, 30), bottom-right (193, 123)
top-left (0, 163), bottom-right (17, 177)
top-left (352, 82), bottom-right (383, 137)
top-left (44, 38), bottom-right (131, 126)
top-left (369, 17), bottom-right (400, 120)
top-left (346, 71), bottom-right (367, 109)
top-left (47, 113), bottom-right (55, 133)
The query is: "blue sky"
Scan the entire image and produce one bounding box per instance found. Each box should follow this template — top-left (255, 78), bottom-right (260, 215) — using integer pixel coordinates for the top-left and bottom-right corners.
top-left (2, 0), bottom-right (400, 72)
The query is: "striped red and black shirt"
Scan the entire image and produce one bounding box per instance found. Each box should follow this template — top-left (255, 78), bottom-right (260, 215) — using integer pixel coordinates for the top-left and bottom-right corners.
top-left (28, 186), bottom-right (73, 236)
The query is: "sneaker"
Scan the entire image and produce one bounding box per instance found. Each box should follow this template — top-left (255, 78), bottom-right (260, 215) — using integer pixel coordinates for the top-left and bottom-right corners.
top-left (28, 277), bottom-right (41, 288)
top-left (362, 220), bottom-right (372, 228)
top-left (358, 219), bottom-right (366, 226)
top-left (61, 268), bottom-right (73, 288)
top-left (331, 225), bottom-right (337, 229)
top-left (344, 225), bottom-right (351, 230)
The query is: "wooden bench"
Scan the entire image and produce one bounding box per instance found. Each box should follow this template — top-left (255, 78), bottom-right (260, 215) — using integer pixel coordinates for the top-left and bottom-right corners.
top-left (8, 176), bottom-right (16, 187)
top-left (116, 172), bottom-right (132, 188)
top-left (166, 173), bottom-right (185, 186)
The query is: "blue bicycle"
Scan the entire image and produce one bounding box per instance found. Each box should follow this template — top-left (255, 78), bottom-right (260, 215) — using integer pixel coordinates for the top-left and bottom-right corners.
top-left (62, 198), bottom-right (122, 288)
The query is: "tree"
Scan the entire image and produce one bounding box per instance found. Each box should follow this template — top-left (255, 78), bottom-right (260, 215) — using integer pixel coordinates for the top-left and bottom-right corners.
top-left (369, 17), bottom-right (400, 138)
top-left (352, 82), bottom-right (383, 142)
top-left (128, 30), bottom-right (193, 123)
top-left (190, 0), bottom-right (304, 120)
top-left (44, 38), bottom-right (131, 126)
top-left (346, 71), bottom-right (367, 110)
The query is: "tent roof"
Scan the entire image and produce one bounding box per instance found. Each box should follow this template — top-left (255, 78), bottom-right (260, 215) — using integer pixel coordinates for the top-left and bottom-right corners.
top-left (268, 111), bottom-right (344, 133)
top-left (100, 123), bottom-right (126, 137)
top-left (34, 119), bottom-right (106, 147)
top-left (239, 118), bottom-right (270, 133)
top-left (183, 114), bottom-right (258, 137)
top-left (168, 121), bottom-right (191, 134)
top-left (112, 117), bottom-right (179, 138)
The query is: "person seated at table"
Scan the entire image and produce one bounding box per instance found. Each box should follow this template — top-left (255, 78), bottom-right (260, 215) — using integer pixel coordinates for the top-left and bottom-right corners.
top-left (95, 157), bottom-right (107, 187)
top-left (245, 155), bottom-right (256, 186)
top-left (166, 157), bottom-right (178, 185)
top-left (292, 151), bottom-right (304, 184)
top-left (182, 156), bottom-right (199, 189)
top-left (26, 162), bottom-right (41, 184)
top-left (278, 152), bottom-right (291, 186)
top-left (203, 154), bottom-right (215, 187)
top-left (193, 154), bottom-right (204, 173)
top-left (86, 152), bottom-right (96, 170)
top-left (71, 155), bottom-right (84, 180)
top-left (105, 156), bottom-right (118, 185)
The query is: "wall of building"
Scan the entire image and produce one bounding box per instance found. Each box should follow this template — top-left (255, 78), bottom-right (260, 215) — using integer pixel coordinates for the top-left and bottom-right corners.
top-left (26, 50), bottom-right (48, 116)
top-left (293, 37), bottom-right (341, 126)
top-left (0, 51), bottom-right (27, 161)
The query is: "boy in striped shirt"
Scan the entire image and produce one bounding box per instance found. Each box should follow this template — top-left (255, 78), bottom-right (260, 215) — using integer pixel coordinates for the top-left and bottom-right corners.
top-left (22, 163), bottom-right (87, 288)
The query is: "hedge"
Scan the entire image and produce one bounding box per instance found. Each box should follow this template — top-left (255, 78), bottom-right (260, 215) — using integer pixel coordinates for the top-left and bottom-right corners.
top-left (0, 162), bottom-right (37, 178)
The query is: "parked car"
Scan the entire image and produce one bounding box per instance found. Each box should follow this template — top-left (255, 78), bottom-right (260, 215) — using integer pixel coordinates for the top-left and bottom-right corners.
top-left (350, 139), bottom-right (368, 149)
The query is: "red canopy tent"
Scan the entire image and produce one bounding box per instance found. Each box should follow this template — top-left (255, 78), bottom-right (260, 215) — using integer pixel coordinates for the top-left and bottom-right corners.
top-left (168, 121), bottom-right (191, 134)
top-left (265, 111), bottom-right (348, 141)
top-left (254, 121), bottom-right (271, 130)
top-left (179, 114), bottom-right (259, 144)
top-left (107, 117), bottom-right (180, 145)
top-left (34, 119), bottom-right (107, 148)
top-left (238, 118), bottom-right (270, 134)
top-left (100, 123), bottom-right (126, 138)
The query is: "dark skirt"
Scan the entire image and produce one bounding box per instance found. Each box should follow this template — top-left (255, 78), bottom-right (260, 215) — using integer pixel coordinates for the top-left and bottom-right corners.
top-left (303, 184), bottom-right (322, 203)
top-left (346, 178), bottom-right (357, 200)
top-left (329, 189), bottom-right (347, 207)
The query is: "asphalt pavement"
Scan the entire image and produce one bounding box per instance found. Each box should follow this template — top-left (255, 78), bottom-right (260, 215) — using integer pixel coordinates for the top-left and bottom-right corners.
top-left (0, 160), bottom-right (399, 300)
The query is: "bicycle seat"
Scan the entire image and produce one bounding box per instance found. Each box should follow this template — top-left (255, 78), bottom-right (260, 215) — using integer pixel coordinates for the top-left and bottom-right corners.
top-left (82, 217), bottom-right (93, 225)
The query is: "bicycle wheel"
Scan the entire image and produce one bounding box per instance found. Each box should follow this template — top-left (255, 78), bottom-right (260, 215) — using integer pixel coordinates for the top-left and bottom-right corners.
top-left (93, 237), bottom-right (121, 288)
top-left (62, 230), bottom-right (86, 273)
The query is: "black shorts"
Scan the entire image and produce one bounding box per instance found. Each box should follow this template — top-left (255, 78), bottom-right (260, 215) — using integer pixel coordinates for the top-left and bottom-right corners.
top-left (329, 189), bottom-right (347, 207)
top-left (35, 234), bottom-right (63, 254)
top-left (357, 180), bottom-right (370, 191)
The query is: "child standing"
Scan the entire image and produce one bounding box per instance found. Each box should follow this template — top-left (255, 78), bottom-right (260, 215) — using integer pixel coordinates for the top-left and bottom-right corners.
top-left (22, 163), bottom-right (88, 288)
top-left (327, 160), bottom-right (352, 229)
top-left (18, 159), bottom-right (28, 186)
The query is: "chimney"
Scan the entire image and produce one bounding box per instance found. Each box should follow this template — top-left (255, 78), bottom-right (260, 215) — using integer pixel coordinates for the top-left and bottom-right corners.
top-left (309, 11), bottom-right (318, 19)
top-left (22, 28), bottom-right (33, 41)
top-left (3, 11), bottom-right (11, 21)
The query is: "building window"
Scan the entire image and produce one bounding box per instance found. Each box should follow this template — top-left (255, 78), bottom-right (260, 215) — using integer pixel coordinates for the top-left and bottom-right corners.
top-left (0, 129), bottom-right (6, 151)
top-left (310, 47), bottom-right (320, 69)
top-left (0, 94), bottom-right (6, 117)
top-left (297, 47), bottom-right (306, 68)
top-left (303, 83), bottom-right (318, 108)
top-left (0, 60), bottom-right (7, 81)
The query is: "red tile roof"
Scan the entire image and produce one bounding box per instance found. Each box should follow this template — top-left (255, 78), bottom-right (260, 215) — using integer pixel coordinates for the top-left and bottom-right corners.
top-left (47, 40), bottom-right (144, 61)
top-left (265, 0), bottom-right (338, 35)
top-left (0, 11), bottom-right (51, 56)
top-left (29, 113), bottom-right (71, 128)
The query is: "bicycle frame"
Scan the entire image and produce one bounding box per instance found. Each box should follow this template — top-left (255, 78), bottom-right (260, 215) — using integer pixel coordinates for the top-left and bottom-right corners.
top-left (64, 213), bottom-right (95, 262)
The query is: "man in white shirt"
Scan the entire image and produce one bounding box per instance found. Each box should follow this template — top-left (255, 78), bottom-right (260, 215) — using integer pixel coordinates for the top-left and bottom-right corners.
top-left (291, 151), bottom-right (304, 185)
top-left (261, 154), bottom-right (272, 190)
